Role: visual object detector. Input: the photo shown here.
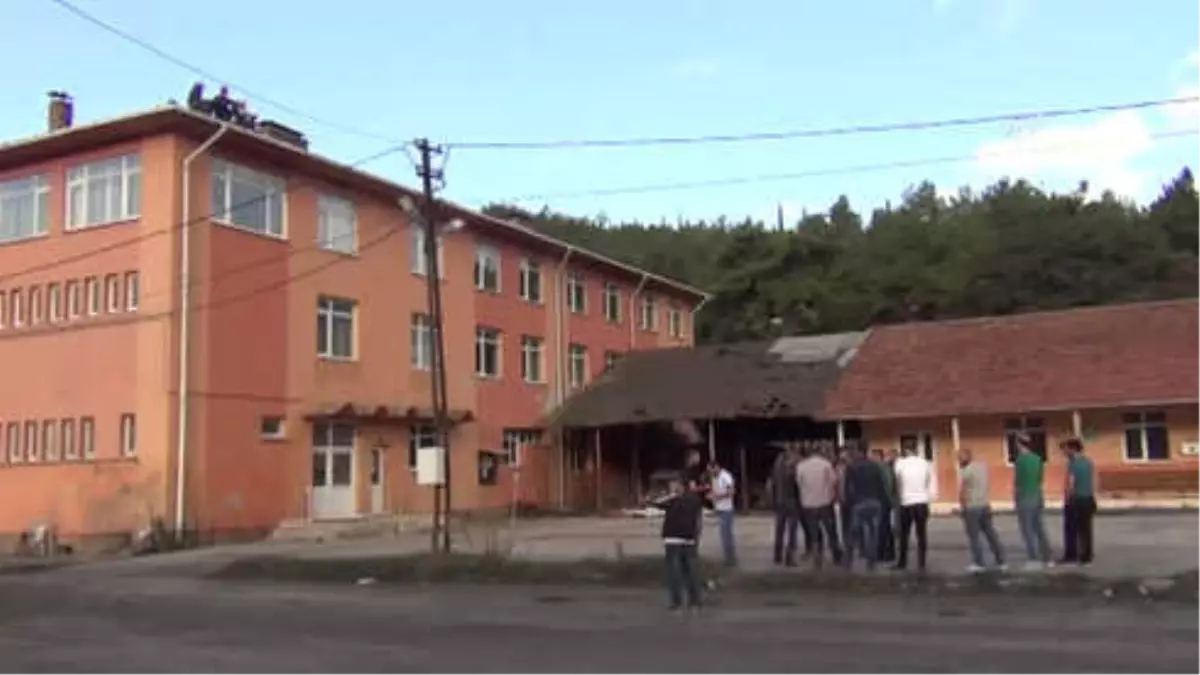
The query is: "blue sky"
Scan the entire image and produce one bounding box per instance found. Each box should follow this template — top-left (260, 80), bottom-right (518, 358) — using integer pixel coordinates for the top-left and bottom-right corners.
top-left (1, 0), bottom-right (1197, 223)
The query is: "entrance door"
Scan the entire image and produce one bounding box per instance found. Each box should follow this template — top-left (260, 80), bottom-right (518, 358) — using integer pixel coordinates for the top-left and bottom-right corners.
top-left (370, 447), bottom-right (385, 514)
top-left (899, 432), bottom-right (938, 500)
top-left (311, 422), bottom-right (357, 519)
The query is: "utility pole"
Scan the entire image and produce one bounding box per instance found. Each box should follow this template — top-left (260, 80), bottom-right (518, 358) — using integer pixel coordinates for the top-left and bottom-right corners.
top-left (414, 138), bottom-right (454, 554)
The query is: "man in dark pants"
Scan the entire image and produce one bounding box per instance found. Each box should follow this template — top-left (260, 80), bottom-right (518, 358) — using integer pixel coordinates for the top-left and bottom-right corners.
top-left (870, 448), bottom-right (897, 563)
top-left (795, 447), bottom-right (842, 569)
top-left (659, 476), bottom-right (704, 611)
top-left (769, 444), bottom-right (802, 566)
top-left (893, 443), bottom-right (933, 572)
top-left (682, 448), bottom-right (709, 542)
top-left (842, 446), bottom-right (888, 571)
top-left (1059, 438), bottom-right (1097, 566)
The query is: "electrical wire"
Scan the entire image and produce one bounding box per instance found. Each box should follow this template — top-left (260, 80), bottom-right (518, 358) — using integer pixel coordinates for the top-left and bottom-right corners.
top-left (502, 128), bottom-right (1200, 201)
top-left (446, 96), bottom-right (1199, 150)
top-left (47, 0), bottom-right (403, 145)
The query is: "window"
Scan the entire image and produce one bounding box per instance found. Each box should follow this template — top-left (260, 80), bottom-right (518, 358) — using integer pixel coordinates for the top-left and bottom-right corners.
top-left (28, 286), bottom-right (42, 325)
top-left (6, 422), bottom-right (20, 464)
top-left (639, 295), bottom-right (659, 331)
top-left (604, 351), bottom-right (623, 371)
top-left (0, 291), bottom-right (5, 329)
top-left (0, 175), bottom-right (50, 244)
top-left (521, 336), bottom-right (545, 383)
top-left (312, 422), bottom-right (356, 490)
top-left (316, 296), bottom-right (356, 359)
top-left (603, 283), bottom-right (622, 323)
top-left (317, 194), bottom-right (357, 254)
top-left (668, 307), bottom-right (684, 338)
top-left (410, 224), bottom-right (444, 277)
top-left (1123, 411), bottom-right (1169, 462)
top-left (118, 414), bottom-right (137, 457)
top-left (568, 344), bottom-right (589, 389)
top-left (519, 259), bottom-right (543, 304)
top-left (502, 429), bottom-right (542, 467)
top-left (408, 424), bottom-right (438, 469)
top-left (66, 280), bottom-right (81, 319)
top-left (61, 418), bottom-right (77, 460)
top-left (211, 159), bottom-right (285, 238)
top-left (105, 274), bottom-right (121, 313)
top-left (66, 154), bottom-right (142, 229)
top-left (80, 416), bottom-right (95, 459)
top-left (85, 276), bottom-right (100, 316)
top-left (475, 245), bottom-right (501, 292)
top-left (475, 327), bottom-right (501, 378)
top-left (24, 421), bottom-right (38, 462)
top-left (42, 420), bottom-right (57, 462)
top-left (1004, 416), bottom-right (1047, 464)
top-left (411, 313), bottom-right (433, 370)
top-left (567, 273), bottom-right (587, 314)
top-left (124, 272), bottom-right (140, 311)
top-left (10, 288), bottom-right (23, 327)
top-left (260, 416), bottom-right (286, 440)
top-left (48, 283), bottom-right (62, 323)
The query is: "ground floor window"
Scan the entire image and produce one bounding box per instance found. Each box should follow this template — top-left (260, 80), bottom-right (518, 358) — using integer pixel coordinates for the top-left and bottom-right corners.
top-left (1003, 416), bottom-right (1047, 464)
top-left (311, 421), bottom-right (355, 489)
top-left (408, 424), bottom-right (438, 469)
top-left (502, 429), bottom-right (542, 467)
top-left (1123, 411), bottom-right (1169, 462)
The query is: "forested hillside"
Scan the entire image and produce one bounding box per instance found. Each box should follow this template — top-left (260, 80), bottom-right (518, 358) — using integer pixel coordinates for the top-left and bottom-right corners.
top-left (484, 170), bottom-right (1199, 344)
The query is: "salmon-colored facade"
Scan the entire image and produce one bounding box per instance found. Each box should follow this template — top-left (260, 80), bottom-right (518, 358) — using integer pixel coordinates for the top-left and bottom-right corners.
top-left (0, 105), bottom-right (704, 545)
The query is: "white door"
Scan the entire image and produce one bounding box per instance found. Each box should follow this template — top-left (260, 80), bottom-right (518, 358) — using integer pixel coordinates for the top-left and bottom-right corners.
top-left (311, 422), bottom-right (357, 519)
top-left (899, 432), bottom-right (938, 500)
top-left (370, 448), bottom-right (385, 514)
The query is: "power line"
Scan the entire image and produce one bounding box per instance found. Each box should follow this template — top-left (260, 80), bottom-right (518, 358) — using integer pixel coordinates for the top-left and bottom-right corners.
top-left (502, 128), bottom-right (1199, 201)
top-left (446, 96), bottom-right (1199, 151)
top-left (47, 0), bottom-right (402, 145)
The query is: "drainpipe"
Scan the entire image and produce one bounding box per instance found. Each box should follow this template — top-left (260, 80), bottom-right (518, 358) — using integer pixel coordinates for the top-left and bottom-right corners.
top-left (688, 295), bottom-right (710, 343)
top-left (174, 124), bottom-right (229, 536)
top-left (553, 247), bottom-right (574, 407)
top-left (629, 274), bottom-right (649, 350)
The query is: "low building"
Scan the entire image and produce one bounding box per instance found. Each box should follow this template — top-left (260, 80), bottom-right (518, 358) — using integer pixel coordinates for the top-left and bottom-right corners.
top-left (819, 299), bottom-right (1199, 505)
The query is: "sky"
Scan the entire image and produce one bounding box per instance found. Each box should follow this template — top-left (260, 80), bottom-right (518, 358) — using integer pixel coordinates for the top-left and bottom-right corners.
top-left (1, 0), bottom-right (1197, 224)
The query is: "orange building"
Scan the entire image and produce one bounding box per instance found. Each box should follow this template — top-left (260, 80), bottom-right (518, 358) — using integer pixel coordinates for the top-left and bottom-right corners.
top-left (0, 100), bottom-right (705, 547)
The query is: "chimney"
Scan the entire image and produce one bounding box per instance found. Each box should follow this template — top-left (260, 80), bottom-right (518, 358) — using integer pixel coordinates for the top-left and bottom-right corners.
top-left (47, 91), bottom-right (74, 132)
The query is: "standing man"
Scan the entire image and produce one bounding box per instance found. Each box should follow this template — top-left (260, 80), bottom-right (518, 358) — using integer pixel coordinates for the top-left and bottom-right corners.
top-left (682, 448), bottom-right (709, 543)
top-left (659, 476), bottom-right (703, 612)
top-left (769, 443), bottom-right (802, 566)
top-left (842, 446), bottom-right (888, 571)
top-left (1012, 434), bottom-right (1053, 568)
top-left (957, 448), bottom-right (1006, 573)
top-left (1060, 438), bottom-right (1097, 566)
top-left (708, 457), bottom-right (737, 567)
top-left (870, 448), bottom-right (897, 563)
top-left (893, 442), bottom-right (933, 572)
top-left (795, 447), bottom-right (842, 569)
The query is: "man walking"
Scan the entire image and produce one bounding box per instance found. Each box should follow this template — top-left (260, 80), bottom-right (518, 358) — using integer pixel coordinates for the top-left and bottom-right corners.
top-left (957, 448), bottom-right (1006, 573)
top-left (893, 443), bottom-right (932, 572)
top-left (795, 447), bottom-right (842, 569)
top-left (769, 444), bottom-right (802, 566)
top-left (1012, 434), bottom-right (1053, 568)
top-left (708, 457), bottom-right (737, 567)
top-left (842, 446), bottom-right (888, 571)
top-left (1060, 438), bottom-right (1097, 566)
top-left (659, 476), bottom-right (703, 611)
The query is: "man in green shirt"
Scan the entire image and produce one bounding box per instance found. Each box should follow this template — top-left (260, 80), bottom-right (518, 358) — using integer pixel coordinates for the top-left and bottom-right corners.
top-left (1060, 438), bottom-right (1097, 566)
top-left (1012, 433), bottom-right (1052, 568)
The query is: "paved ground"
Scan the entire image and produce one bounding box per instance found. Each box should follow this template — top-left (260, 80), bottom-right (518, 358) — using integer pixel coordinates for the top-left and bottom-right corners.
top-left (0, 570), bottom-right (1195, 673)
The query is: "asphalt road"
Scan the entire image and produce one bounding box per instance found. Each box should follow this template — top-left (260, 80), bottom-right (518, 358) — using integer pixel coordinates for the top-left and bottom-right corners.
top-left (0, 572), bottom-right (1195, 673)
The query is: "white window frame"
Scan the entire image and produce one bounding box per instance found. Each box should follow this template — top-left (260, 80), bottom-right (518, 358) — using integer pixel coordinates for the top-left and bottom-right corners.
top-left (410, 224), bottom-right (445, 278)
top-left (603, 283), bottom-right (622, 323)
top-left (66, 280), bottom-right (81, 319)
top-left (475, 327), bottom-right (502, 379)
top-left (0, 291), bottom-right (5, 329)
top-left (474, 244), bottom-right (501, 293)
top-left (211, 158), bottom-right (286, 239)
top-left (1122, 411), bottom-right (1170, 463)
top-left (104, 274), bottom-right (121, 314)
top-left (28, 286), bottom-right (42, 325)
top-left (520, 336), bottom-right (545, 384)
top-left (0, 174), bottom-right (50, 244)
top-left (316, 296), bottom-right (357, 360)
top-left (1003, 415), bottom-right (1047, 466)
top-left (518, 258), bottom-right (543, 304)
top-left (80, 416), bottom-right (95, 459)
top-left (411, 313), bottom-right (433, 370)
top-left (42, 420), bottom-right (58, 462)
top-left (568, 344), bottom-right (589, 389)
top-left (61, 418), bottom-right (77, 460)
top-left (24, 421), bottom-right (39, 462)
top-left (408, 424), bottom-right (438, 469)
top-left (502, 429), bottom-right (541, 468)
top-left (65, 154), bottom-right (142, 230)
top-left (120, 413), bottom-right (137, 457)
top-left (640, 295), bottom-right (659, 331)
top-left (260, 416), bottom-right (286, 440)
top-left (124, 272), bottom-right (140, 312)
top-left (10, 288), bottom-right (23, 327)
top-left (317, 193), bottom-right (357, 254)
top-left (47, 283), bottom-right (62, 323)
top-left (668, 307), bottom-right (684, 338)
top-left (5, 422), bottom-right (20, 464)
top-left (567, 273), bottom-right (587, 314)
top-left (85, 276), bottom-right (100, 316)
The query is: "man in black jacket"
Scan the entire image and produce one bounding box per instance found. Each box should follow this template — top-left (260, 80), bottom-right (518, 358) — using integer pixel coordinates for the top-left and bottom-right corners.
top-left (660, 476), bottom-right (704, 611)
top-left (842, 446), bottom-right (889, 571)
top-left (769, 443), bottom-right (802, 566)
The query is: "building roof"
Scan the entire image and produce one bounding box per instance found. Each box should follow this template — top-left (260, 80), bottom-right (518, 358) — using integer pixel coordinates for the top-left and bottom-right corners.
top-left (0, 104), bottom-right (707, 303)
top-left (820, 299), bottom-right (1199, 420)
top-left (550, 332), bottom-right (866, 428)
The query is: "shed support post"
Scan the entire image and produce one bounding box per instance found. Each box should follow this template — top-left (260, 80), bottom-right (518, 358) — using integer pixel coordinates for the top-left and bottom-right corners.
top-left (1072, 410), bottom-right (1083, 438)
top-left (594, 428), bottom-right (603, 513)
top-left (951, 416), bottom-right (961, 452)
top-left (835, 420), bottom-right (846, 447)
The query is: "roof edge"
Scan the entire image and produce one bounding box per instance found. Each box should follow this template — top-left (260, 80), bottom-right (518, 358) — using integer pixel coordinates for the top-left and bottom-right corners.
top-left (817, 396), bottom-right (1200, 422)
top-left (871, 298), bottom-right (1198, 334)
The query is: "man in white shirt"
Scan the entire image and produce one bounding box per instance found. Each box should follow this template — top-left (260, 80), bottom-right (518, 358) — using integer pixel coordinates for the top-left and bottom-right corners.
top-left (892, 443), bottom-right (933, 571)
top-left (707, 458), bottom-right (737, 567)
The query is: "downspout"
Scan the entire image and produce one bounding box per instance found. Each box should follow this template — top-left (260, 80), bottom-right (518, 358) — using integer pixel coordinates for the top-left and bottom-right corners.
top-left (629, 274), bottom-right (649, 351)
top-left (554, 247), bottom-right (574, 407)
top-left (688, 295), bottom-right (710, 343)
top-left (174, 124), bottom-right (229, 535)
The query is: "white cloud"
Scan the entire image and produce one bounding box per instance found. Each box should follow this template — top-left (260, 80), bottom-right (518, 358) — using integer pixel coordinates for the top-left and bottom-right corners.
top-left (932, 0), bottom-right (955, 11)
top-left (666, 57), bottom-right (724, 80)
top-left (932, 0), bottom-right (1033, 32)
top-left (1164, 48), bottom-right (1200, 130)
top-left (974, 110), bottom-right (1154, 200)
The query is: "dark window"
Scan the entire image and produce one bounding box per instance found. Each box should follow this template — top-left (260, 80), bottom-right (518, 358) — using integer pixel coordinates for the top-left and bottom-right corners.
top-left (1004, 416), bottom-right (1047, 464)
top-left (1124, 411), bottom-right (1170, 461)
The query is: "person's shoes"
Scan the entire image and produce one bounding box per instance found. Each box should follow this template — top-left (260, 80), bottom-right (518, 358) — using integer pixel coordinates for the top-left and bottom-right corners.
top-left (967, 564), bottom-right (986, 574)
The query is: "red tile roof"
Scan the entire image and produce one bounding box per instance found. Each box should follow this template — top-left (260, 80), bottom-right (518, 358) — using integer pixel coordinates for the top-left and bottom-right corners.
top-left (820, 299), bottom-right (1199, 420)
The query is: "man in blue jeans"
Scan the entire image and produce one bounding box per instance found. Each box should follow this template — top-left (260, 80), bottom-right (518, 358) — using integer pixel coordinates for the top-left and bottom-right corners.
top-left (841, 446), bottom-right (887, 571)
top-left (958, 447), bottom-right (1006, 573)
top-left (1012, 433), bottom-right (1053, 569)
top-left (708, 458), bottom-right (737, 567)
